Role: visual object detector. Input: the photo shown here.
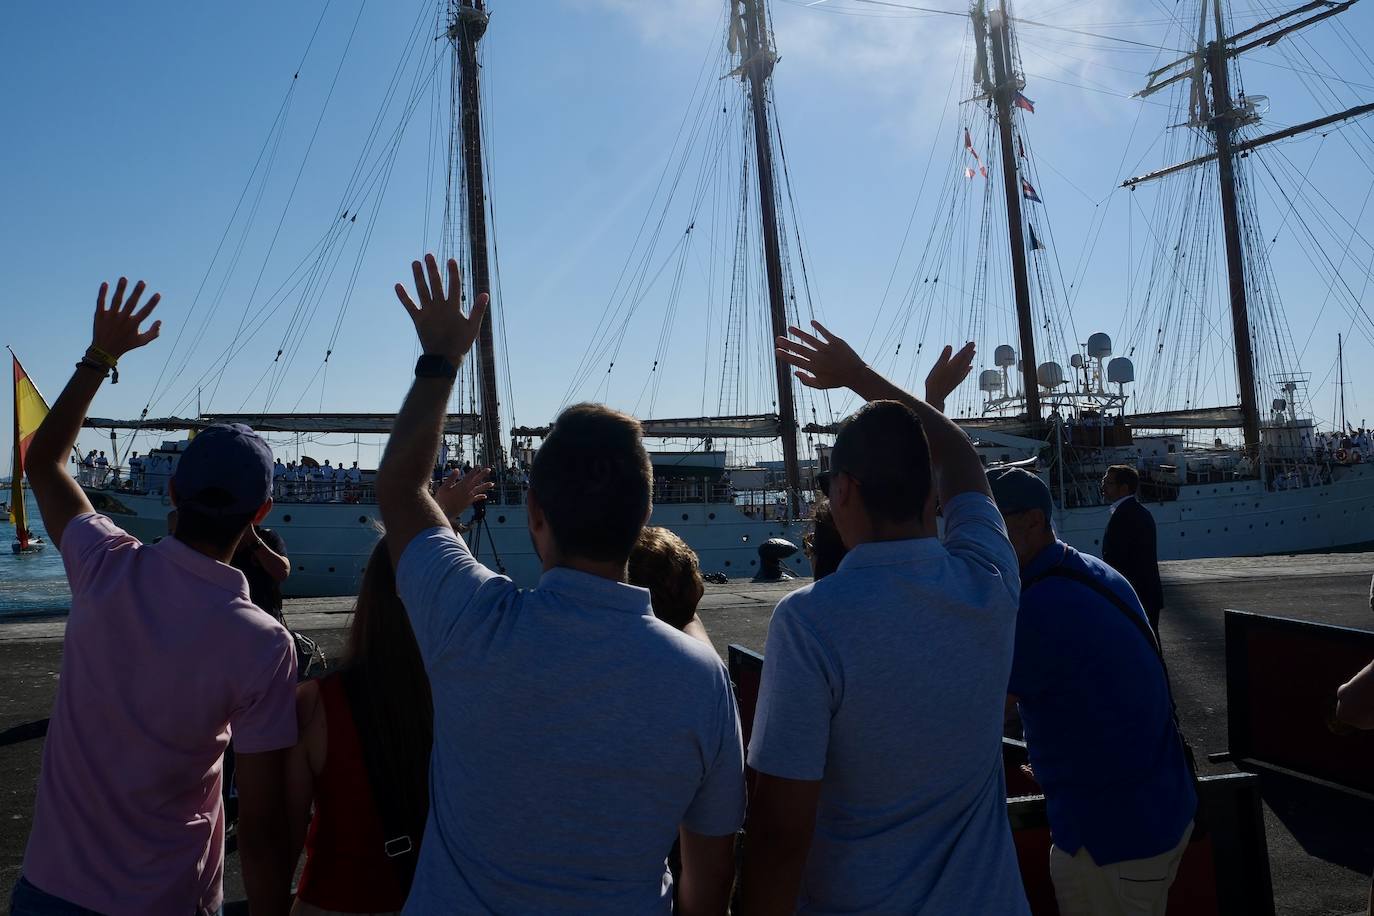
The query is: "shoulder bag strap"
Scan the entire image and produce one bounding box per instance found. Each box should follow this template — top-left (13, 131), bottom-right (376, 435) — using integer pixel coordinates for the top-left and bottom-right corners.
top-left (338, 669), bottom-right (420, 896)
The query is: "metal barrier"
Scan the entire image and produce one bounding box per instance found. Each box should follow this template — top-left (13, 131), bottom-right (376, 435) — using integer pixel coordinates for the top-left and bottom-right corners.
top-left (1221, 609), bottom-right (1374, 797)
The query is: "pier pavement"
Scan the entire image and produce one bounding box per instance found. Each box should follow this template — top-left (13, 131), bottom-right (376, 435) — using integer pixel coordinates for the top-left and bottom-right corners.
top-left (2, 552), bottom-right (1373, 914)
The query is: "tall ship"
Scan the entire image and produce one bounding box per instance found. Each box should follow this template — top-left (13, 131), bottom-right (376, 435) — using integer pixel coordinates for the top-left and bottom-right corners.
top-left (73, 0), bottom-right (1374, 595)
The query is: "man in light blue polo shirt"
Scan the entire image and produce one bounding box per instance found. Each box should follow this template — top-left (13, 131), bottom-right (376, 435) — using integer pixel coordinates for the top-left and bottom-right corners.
top-left (376, 254), bottom-right (744, 913)
top-left (743, 322), bottom-right (1029, 915)
top-left (990, 468), bottom-right (1196, 916)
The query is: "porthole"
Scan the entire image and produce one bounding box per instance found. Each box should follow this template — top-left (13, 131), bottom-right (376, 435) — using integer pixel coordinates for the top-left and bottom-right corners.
top-left (742, 535), bottom-right (750, 543)
top-left (750, 559), bottom-right (757, 566)
top-left (358, 515), bottom-right (368, 524)
top-left (682, 514), bottom-right (689, 521)
top-left (328, 566), bottom-right (336, 573)
top-left (497, 516), bottom-right (506, 524)
top-left (724, 560), bottom-right (732, 568)
top-left (296, 564), bottom-right (305, 572)
top-left (708, 512), bottom-right (716, 520)
top-left (283, 515), bottom-right (292, 523)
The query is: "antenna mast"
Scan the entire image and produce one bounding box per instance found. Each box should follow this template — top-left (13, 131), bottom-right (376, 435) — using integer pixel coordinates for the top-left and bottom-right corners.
top-left (736, 0), bottom-right (802, 516)
top-left (449, 1), bottom-right (505, 471)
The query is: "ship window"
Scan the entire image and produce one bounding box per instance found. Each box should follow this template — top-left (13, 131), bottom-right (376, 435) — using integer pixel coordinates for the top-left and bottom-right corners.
top-left (682, 514), bottom-right (689, 521)
top-left (328, 567), bottom-right (335, 573)
top-left (358, 516), bottom-right (368, 524)
top-left (742, 535), bottom-right (750, 543)
top-left (708, 513), bottom-right (716, 520)
top-left (724, 560), bottom-right (732, 568)
top-left (283, 515), bottom-right (292, 523)
top-left (497, 516), bottom-right (507, 524)
top-left (296, 565), bottom-right (305, 572)
top-left (750, 559), bottom-right (756, 566)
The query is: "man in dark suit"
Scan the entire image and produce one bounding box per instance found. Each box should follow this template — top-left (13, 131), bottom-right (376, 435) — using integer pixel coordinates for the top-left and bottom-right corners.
top-left (1101, 464), bottom-right (1165, 634)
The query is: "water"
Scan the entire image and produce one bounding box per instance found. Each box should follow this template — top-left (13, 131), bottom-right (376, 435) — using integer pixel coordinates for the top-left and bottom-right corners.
top-left (0, 485), bottom-right (71, 617)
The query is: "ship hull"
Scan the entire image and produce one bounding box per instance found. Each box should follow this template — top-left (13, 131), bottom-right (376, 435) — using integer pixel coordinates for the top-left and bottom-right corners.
top-left (82, 461), bottom-right (1374, 597)
top-left (82, 489), bottom-right (809, 597)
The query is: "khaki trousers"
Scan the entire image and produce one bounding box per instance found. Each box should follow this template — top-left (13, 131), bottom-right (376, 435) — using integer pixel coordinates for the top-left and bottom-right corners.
top-left (1049, 821), bottom-right (1193, 916)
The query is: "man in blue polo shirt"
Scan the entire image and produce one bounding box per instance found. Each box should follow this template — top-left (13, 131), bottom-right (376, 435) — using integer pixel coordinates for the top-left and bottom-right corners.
top-left (989, 468), bottom-right (1196, 916)
top-left (744, 324), bottom-right (1028, 914)
top-left (376, 254), bottom-right (743, 913)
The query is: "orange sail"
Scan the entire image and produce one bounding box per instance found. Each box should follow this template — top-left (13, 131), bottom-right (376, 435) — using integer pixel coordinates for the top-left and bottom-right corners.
top-left (11, 352), bottom-right (51, 550)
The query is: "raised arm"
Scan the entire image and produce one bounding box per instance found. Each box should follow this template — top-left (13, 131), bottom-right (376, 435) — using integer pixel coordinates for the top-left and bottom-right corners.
top-left (433, 466), bottom-right (495, 528)
top-left (27, 279), bottom-right (161, 549)
top-left (375, 255), bottom-right (488, 569)
top-left (775, 321), bottom-right (988, 503)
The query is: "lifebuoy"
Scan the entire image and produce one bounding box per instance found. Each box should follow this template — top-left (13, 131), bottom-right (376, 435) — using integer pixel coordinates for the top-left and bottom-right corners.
top-left (1338, 449), bottom-right (1349, 463)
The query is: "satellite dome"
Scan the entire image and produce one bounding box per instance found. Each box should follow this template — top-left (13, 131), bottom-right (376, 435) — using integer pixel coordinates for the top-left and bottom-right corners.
top-left (978, 369), bottom-right (1003, 393)
top-left (1086, 332), bottom-right (1113, 358)
top-left (1106, 357), bottom-right (1135, 384)
top-left (994, 344), bottom-right (1016, 368)
top-left (1037, 361), bottom-right (1066, 388)
top-left (1069, 354), bottom-right (1084, 369)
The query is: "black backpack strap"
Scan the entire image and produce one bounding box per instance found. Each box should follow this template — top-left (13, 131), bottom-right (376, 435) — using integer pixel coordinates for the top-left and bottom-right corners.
top-left (338, 670), bottom-right (420, 896)
top-left (1022, 563), bottom-right (1206, 829)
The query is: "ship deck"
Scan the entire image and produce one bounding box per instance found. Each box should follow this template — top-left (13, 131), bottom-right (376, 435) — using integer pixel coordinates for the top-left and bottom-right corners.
top-left (2, 553), bottom-right (1373, 913)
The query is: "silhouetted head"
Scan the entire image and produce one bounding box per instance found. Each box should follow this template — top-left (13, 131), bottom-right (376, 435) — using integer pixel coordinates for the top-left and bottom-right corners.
top-left (825, 400), bottom-right (934, 547)
top-left (628, 526), bottom-right (704, 630)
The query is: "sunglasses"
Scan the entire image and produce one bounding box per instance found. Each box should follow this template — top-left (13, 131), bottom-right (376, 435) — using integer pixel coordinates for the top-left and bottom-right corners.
top-left (816, 469), bottom-right (859, 498)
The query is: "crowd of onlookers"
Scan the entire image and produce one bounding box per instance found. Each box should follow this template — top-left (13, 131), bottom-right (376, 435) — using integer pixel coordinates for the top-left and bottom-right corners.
top-left (12, 264), bottom-right (1371, 916)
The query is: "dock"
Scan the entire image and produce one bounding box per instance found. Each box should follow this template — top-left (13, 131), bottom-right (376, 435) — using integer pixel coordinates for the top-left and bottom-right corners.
top-left (2, 552), bottom-right (1373, 914)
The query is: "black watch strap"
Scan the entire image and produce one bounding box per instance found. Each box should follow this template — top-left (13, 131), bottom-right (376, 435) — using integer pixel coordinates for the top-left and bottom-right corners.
top-left (415, 354), bottom-right (458, 380)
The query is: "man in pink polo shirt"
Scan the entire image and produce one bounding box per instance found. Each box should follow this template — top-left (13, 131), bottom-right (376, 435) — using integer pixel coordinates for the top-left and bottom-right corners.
top-left (11, 278), bottom-right (298, 916)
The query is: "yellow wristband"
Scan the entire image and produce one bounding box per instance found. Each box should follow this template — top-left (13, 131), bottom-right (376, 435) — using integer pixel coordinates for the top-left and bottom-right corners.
top-left (87, 346), bottom-right (118, 368)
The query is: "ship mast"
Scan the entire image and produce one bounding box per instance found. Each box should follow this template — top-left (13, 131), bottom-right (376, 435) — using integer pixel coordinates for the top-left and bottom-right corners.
top-left (736, 0), bottom-right (802, 516)
top-left (1124, 0), bottom-right (1368, 457)
top-left (974, 1), bottom-right (1041, 424)
top-left (449, 2), bottom-right (505, 470)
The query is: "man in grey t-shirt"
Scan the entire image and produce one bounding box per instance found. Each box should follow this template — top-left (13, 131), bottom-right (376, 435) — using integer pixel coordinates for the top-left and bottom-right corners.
top-left (377, 254), bottom-right (744, 913)
top-left (742, 323), bottom-right (1030, 915)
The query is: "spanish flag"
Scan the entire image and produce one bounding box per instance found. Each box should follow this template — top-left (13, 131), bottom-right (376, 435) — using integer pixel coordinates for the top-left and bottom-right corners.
top-left (10, 353), bottom-right (50, 547)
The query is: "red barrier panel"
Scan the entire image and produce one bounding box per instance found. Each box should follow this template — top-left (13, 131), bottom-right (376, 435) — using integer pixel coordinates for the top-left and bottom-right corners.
top-left (1224, 609), bottom-right (1374, 796)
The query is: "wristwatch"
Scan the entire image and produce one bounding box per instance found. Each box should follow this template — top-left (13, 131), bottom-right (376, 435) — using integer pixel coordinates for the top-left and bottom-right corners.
top-left (415, 354), bottom-right (458, 380)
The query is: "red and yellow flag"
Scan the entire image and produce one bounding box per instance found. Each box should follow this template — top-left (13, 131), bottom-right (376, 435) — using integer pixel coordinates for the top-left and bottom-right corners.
top-left (10, 354), bottom-right (51, 544)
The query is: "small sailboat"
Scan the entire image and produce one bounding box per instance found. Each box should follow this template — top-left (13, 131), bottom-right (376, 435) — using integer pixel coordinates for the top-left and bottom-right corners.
top-left (9, 349), bottom-right (50, 555)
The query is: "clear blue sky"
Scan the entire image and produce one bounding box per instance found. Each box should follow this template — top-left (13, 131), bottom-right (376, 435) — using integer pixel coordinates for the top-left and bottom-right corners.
top-left (4, 0), bottom-right (1373, 470)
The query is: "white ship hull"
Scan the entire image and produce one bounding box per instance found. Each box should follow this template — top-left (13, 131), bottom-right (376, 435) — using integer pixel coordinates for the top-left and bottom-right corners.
top-left (83, 462), bottom-right (1374, 597)
top-left (83, 489), bottom-right (810, 597)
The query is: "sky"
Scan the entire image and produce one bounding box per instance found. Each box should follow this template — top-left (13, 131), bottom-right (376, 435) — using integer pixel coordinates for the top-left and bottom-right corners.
top-left (3, 0), bottom-right (1373, 470)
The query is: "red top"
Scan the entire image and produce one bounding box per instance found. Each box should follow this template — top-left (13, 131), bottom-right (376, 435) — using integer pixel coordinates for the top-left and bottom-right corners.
top-left (296, 674), bottom-right (406, 912)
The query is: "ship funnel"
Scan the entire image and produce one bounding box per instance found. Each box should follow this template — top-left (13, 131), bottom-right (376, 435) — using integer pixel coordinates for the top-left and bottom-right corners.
top-left (1086, 332), bottom-right (1113, 359)
top-left (1037, 361), bottom-right (1066, 388)
top-left (994, 344), bottom-right (1016, 368)
top-left (1106, 357), bottom-right (1135, 384)
top-left (978, 369), bottom-right (1003, 393)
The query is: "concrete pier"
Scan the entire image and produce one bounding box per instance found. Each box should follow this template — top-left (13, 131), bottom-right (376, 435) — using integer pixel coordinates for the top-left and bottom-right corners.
top-left (2, 552), bottom-right (1373, 914)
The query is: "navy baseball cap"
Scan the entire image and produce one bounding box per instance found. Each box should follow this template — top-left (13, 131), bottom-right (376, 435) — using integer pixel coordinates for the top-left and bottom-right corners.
top-left (987, 467), bottom-right (1054, 520)
top-left (172, 423), bottom-right (274, 515)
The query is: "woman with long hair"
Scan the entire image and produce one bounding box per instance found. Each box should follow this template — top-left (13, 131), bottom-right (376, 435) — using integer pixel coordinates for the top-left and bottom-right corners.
top-left (285, 469), bottom-right (492, 914)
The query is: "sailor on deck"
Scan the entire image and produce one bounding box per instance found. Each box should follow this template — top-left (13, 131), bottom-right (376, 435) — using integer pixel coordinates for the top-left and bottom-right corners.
top-left (128, 452), bottom-right (144, 489)
top-left (272, 459), bottom-right (286, 497)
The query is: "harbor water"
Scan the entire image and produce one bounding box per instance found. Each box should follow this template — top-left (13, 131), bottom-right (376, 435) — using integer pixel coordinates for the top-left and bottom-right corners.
top-left (1, 485), bottom-right (69, 617)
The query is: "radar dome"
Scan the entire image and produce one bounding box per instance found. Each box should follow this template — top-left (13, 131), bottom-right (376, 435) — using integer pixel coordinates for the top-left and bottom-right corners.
top-left (978, 369), bottom-right (1003, 393)
top-left (1272, 398), bottom-right (1287, 412)
top-left (994, 344), bottom-right (1016, 368)
top-left (1087, 332), bottom-right (1113, 358)
top-left (1037, 361), bottom-right (1066, 388)
top-left (1069, 354), bottom-right (1084, 369)
top-left (1106, 357), bottom-right (1135, 384)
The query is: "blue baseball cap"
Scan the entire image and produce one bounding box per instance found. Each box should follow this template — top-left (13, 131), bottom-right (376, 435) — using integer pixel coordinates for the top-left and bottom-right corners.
top-left (172, 423), bottom-right (274, 516)
top-left (987, 467), bottom-right (1054, 521)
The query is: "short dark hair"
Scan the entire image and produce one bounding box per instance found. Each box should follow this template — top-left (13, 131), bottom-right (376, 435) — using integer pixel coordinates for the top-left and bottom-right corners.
top-left (174, 488), bottom-right (258, 551)
top-left (829, 400), bottom-right (932, 524)
top-left (804, 499), bottom-right (848, 580)
top-left (531, 403), bottom-right (652, 563)
top-left (628, 527), bottom-right (703, 630)
top-left (1108, 464), bottom-right (1140, 492)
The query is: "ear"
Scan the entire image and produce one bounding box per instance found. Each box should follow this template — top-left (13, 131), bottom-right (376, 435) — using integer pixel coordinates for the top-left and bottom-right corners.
top-left (525, 488), bottom-right (544, 532)
top-left (252, 498), bottom-right (274, 525)
top-left (832, 472), bottom-right (856, 511)
top-left (168, 479), bottom-right (180, 508)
